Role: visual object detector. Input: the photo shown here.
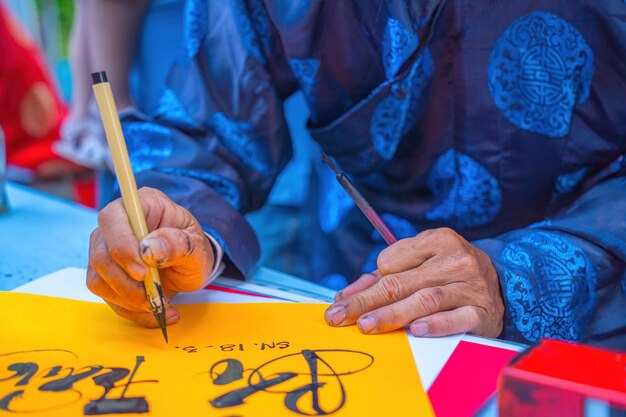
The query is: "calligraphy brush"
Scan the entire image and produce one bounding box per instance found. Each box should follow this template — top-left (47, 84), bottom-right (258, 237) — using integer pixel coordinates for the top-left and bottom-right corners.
top-left (321, 153), bottom-right (398, 245)
top-left (92, 71), bottom-right (168, 342)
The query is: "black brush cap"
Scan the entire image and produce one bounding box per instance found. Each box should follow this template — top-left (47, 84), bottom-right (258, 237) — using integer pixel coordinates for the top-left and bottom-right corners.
top-left (91, 71), bottom-right (108, 85)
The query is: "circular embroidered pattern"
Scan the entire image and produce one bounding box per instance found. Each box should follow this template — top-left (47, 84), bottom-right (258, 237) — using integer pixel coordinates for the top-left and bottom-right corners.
top-left (487, 11), bottom-right (595, 138)
top-left (370, 49), bottom-right (434, 160)
top-left (501, 231), bottom-right (597, 342)
top-left (425, 149), bottom-right (501, 228)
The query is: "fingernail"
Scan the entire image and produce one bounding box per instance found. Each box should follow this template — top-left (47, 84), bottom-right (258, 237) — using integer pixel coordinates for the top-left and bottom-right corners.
top-left (141, 237), bottom-right (168, 263)
top-left (357, 316), bottom-right (376, 334)
top-left (411, 322), bottom-right (429, 337)
top-left (166, 307), bottom-right (179, 324)
top-left (325, 305), bottom-right (346, 326)
top-left (127, 262), bottom-right (146, 281)
top-left (334, 291), bottom-right (343, 301)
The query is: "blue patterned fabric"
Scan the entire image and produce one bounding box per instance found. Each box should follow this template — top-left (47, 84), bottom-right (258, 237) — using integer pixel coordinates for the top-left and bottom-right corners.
top-left (488, 11), bottom-right (595, 138)
top-left (122, 123), bottom-right (174, 173)
top-left (207, 112), bottom-right (272, 177)
top-left (288, 58), bottom-right (320, 104)
top-left (382, 18), bottom-right (419, 81)
top-left (370, 49), bottom-right (434, 160)
top-left (124, 1), bottom-right (626, 346)
top-left (154, 88), bottom-right (195, 128)
top-left (555, 168), bottom-right (589, 194)
top-left (272, 0), bottom-right (311, 25)
top-left (501, 231), bottom-right (597, 342)
top-left (426, 150), bottom-right (501, 228)
top-left (183, 0), bottom-right (207, 58)
top-left (156, 167), bottom-right (241, 210)
top-left (229, 0), bottom-right (272, 64)
top-left (363, 214), bottom-right (419, 272)
top-left (318, 165), bottom-right (354, 233)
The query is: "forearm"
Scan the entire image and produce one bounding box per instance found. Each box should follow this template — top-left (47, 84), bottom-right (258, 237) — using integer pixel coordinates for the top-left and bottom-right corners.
top-left (87, 0), bottom-right (152, 108)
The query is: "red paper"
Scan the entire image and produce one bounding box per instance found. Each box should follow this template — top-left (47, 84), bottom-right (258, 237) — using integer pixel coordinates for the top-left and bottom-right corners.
top-left (428, 340), bottom-right (519, 417)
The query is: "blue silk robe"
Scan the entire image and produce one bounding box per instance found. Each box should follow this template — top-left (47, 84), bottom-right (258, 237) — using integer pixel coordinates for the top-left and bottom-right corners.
top-left (121, 0), bottom-right (626, 348)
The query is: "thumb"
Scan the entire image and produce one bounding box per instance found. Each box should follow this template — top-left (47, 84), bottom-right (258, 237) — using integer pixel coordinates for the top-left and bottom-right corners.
top-left (139, 227), bottom-right (214, 291)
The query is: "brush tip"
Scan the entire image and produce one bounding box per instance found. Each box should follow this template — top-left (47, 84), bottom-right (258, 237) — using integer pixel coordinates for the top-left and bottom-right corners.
top-left (321, 153), bottom-right (341, 175)
top-left (154, 310), bottom-right (168, 343)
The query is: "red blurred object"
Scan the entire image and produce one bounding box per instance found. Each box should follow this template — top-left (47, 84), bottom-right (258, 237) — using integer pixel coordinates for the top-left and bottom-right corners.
top-left (0, 3), bottom-right (96, 208)
top-left (0, 2), bottom-right (68, 173)
top-left (499, 339), bottom-right (626, 417)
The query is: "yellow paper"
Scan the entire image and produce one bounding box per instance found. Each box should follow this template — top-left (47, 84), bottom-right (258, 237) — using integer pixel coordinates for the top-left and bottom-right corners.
top-left (0, 292), bottom-right (433, 416)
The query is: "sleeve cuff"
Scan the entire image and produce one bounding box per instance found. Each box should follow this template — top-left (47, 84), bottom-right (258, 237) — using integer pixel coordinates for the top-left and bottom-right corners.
top-left (204, 232), bottom-right (226, 285)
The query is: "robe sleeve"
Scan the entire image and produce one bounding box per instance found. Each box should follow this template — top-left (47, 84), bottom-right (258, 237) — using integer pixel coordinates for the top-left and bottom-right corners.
top-left (473, 168), bottom-right (626, 348)
top-left (119, 0), bottom-right (298, 277)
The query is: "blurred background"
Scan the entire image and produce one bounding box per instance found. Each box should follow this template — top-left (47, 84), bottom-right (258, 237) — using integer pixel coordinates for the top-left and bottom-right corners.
top-left (2, 0), bottom-right (81, 200)
top-left (9, 0), bottom-right (75, 99)
top-left (1, 0), bottom-right (319, 280)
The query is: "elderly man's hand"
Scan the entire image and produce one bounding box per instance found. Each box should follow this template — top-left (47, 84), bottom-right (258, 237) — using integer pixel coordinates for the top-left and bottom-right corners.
top-left (325, 228), bottom-right (504, 337)
top-left (87, 187), bottom-right (214, 327)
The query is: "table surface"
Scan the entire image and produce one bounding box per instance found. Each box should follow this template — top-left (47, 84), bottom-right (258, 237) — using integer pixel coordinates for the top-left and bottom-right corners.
top-left (0, 182), bottom-right (338, 301)
top-left (0, 182), bottom-right (520, 416)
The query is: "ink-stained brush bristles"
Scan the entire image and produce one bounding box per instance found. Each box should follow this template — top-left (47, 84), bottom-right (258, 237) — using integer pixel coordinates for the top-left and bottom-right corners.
top-left (156, 312), bottom-right (168, 343)
top-left (321, 153), bottom-right (398, 245)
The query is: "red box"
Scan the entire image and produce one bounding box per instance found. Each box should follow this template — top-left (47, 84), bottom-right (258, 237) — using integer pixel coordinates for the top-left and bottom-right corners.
top-left (499, 339), bottom-right (626, 417)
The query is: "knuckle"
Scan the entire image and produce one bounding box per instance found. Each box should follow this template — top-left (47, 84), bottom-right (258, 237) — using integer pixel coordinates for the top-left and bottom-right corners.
top-left (138, 186), bottom-right (156, 196)
top-left (109, 303), bottom-right (134, 322)
top-left (450, 253), bottom-right (479, 273)
top-left (437, 227), bottom-right (457, 239)
top-left (109, 244), bottom-right (134, 264)
top-left (376, 250), bottom-right (393, 274)
top-left (139, 186), bottom-right (166, 202)
top-left (466, 307), bottom-right (482, 328)
top-left (97, 208), bottom-right (109, 227)
top-left (137, 313), bottom-right (158, 328)
top-left (86, 269), bottom-right (102, 293)
top-left (430, 227), bottom-right (460, 246)
top-left (97, 199), bottom-right (121, 225)
top-left (377, 275), bottom-right (403, 302)
top-left (390, 307), bottom-right (402, 325)
top-left (438, 227), bottom-right (459, 239)
top-left (89, 228), bottom-right (100, 247)
top-left (417, 229), bottom-right (436, 241)
top-left (435, 315), bottom-right (455, 333)
top-left (127, 292), bottom-right (146, 308)
top-left (353, 293), bottom-right (370, 315)
top-left (414, 287), bottom-right (445, 314)
top-left (89, 248), bottom-right (108, 271)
